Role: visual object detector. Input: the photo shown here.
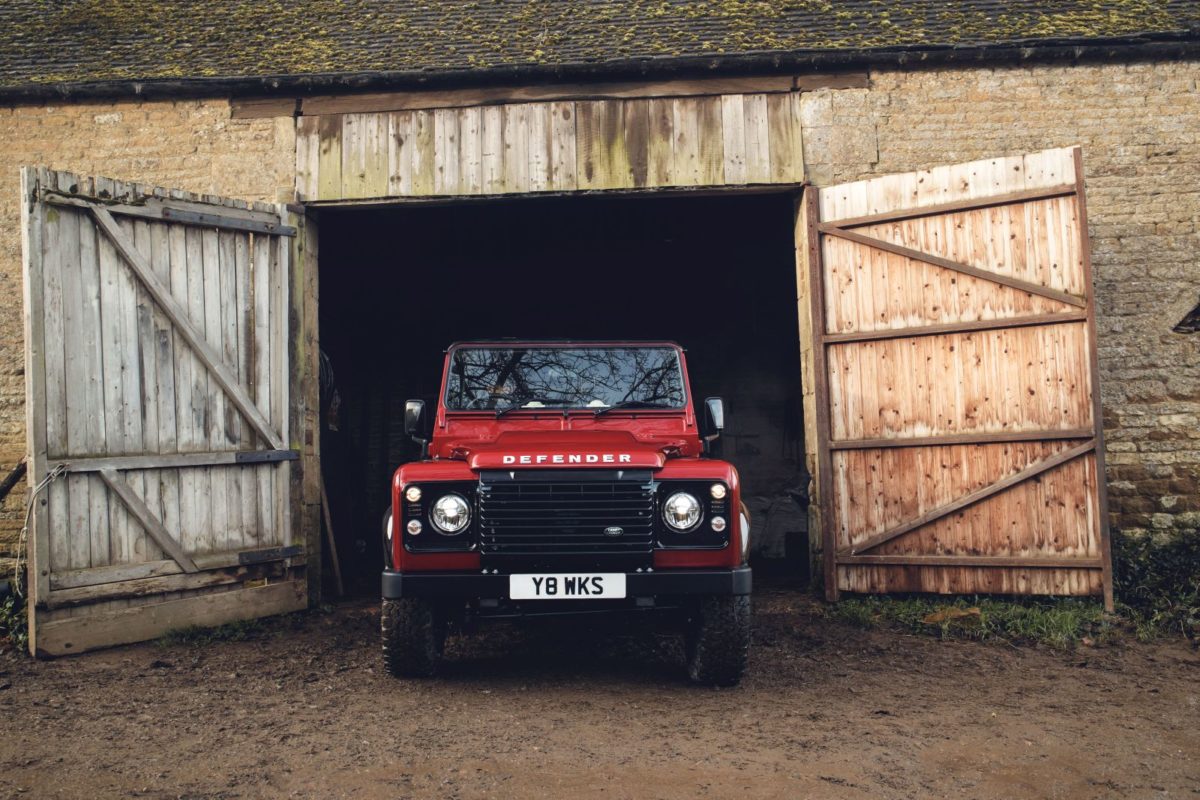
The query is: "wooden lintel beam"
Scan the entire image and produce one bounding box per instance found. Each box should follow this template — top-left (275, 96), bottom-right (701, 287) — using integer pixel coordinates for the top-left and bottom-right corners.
top-left (848, 439), bottom-right (1097, 555)
top-left (830, 428), bottom-right (1095, 451)
top-left (822, 311), bottom-right (1089, 345)
top-left (820, 183), bottom-right (1077, 230)
top-left (89, 207), bottom-right (285, 450)
top-left (819, 225), bottom-right (1088, 309)
top-left (98, 469), bottom-right (198, 573)
top-left (835, 554), bottom-right (1104, 568)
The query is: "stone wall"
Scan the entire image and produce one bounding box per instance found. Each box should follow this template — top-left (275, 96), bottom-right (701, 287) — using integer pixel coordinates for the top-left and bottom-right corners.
top-left (801, 60), bottom-right (1200, 538)
top-left (1, 57), bottom-right (1197, 577)
top-left (0, 100), bottom-right (294, 576)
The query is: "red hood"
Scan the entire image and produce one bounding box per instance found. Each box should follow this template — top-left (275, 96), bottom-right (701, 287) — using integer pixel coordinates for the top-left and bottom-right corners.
top-left (441, 430), bottom-right (686, 470)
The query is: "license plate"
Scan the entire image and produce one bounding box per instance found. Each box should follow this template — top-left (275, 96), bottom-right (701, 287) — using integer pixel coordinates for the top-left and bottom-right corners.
top-left (509, 573), bottom-right (626, 600)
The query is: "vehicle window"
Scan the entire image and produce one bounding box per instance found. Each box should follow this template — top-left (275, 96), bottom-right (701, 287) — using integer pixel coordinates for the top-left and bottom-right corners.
top-left (445, 347), bottom-right (687, 411)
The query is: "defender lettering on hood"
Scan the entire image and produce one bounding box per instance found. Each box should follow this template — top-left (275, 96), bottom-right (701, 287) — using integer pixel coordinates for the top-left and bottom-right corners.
top-left (502, 453), bottom-right (633, 465)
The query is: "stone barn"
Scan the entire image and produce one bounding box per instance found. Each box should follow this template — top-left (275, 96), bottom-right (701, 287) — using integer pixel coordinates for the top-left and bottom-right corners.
top-left (0, 1), bottom-right (1197, 654)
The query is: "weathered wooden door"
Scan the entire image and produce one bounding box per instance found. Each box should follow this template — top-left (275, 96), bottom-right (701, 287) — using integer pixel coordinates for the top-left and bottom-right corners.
top-left (21, 168), bottom-right (307, 655)
top-left (799, 147), bottom-right (1112, 607)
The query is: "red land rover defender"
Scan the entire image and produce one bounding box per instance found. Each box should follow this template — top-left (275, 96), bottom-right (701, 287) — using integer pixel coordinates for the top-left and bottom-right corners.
top-left (381, 342), bottom-right (751, 685)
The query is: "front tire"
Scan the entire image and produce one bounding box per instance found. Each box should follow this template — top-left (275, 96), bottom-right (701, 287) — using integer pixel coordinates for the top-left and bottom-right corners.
top-left (685, 595), bottom-right (751, 686)
top-left (381, 598), bottom-right (446, 677)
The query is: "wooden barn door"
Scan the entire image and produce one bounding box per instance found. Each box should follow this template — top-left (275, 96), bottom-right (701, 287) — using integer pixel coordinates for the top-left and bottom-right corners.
top-left (21, 168), bottom-right (307, 655)
top-left (801, 147), bottom-right (1112, 608)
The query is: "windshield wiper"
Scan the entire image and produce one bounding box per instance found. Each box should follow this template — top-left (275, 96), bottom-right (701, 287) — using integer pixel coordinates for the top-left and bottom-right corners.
top-left (593, 400), bottom-right (672, 417)
top-left (495, 403), bottom-right (552, 418)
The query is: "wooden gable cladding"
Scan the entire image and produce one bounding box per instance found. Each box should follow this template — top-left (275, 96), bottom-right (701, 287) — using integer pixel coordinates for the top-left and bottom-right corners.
top-left (799, 147), bottom-right (1112, 607)
top-left (295, 93), bottom-right (804, 201)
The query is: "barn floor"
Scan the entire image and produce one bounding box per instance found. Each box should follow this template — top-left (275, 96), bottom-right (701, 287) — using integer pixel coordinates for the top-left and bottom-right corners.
top-left (2, 588), bottom-right (1197, 800)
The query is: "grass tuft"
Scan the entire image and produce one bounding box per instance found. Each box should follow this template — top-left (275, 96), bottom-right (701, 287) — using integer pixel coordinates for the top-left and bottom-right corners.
top-left (827, 595), bottom-right (1112, 649)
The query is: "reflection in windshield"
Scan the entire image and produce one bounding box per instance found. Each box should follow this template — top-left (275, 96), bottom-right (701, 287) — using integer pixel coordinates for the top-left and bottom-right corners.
top-left (446, 347), bottom-right (686, 412)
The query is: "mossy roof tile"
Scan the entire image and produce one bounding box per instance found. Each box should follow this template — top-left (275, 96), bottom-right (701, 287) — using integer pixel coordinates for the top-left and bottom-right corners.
top-left (0, 0), bottom-right (1197, 91)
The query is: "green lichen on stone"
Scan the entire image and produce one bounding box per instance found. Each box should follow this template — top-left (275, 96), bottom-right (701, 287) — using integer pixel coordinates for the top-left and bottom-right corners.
top-left (1, 0), bottom-right (1197, 88)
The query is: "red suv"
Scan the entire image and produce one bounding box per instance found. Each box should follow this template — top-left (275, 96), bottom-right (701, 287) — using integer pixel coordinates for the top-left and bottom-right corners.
top-left (382, 342), bottom-right (751, 685)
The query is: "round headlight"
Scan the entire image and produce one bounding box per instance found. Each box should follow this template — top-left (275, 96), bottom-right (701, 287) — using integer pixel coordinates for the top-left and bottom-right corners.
top-left (404, 485), bottom-right (422, 503)
top-left (663, 492), bottom-right (702, 531)
top-left (431, 493), bottom-right (471, 534)
top-left (710, 483), bottom-right (727, 500)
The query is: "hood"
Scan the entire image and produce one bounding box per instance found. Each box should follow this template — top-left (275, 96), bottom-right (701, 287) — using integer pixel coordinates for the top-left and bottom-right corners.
top-left (444, 430), bottom-right (685, 470)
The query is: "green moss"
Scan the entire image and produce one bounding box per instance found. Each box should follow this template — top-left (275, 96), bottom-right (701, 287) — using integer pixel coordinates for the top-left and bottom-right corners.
top-left (4, 1), bottom-right (1199, 88)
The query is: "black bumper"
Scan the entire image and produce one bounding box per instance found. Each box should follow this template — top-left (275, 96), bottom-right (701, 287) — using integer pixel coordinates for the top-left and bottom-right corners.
top-left (382, 567), bottom-right (752, 599)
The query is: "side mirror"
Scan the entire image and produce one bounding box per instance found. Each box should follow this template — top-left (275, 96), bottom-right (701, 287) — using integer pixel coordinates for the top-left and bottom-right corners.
top-left (405, 399), bottom-right (429, 458)
top-left (703, 397), bottom-right (725, 444)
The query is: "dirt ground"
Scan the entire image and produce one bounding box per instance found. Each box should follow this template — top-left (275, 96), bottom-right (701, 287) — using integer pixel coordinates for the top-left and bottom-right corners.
top-left (1, 584), bottom-right (1197, 800)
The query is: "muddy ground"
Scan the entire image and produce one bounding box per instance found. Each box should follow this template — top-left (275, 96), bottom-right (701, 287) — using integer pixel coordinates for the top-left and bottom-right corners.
top-left (1, 584), bottom-right (1197, 800)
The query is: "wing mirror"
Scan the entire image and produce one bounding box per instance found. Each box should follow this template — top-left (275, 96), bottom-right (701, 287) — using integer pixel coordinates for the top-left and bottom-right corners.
top-left (703, 397), bottom-right (725, 453)
top-left (405, 399), bottom-right (429, 458)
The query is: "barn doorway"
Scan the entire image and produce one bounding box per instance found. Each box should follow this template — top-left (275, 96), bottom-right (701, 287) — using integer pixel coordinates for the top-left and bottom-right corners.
top-left (316, 191), bottom-right (806, 594)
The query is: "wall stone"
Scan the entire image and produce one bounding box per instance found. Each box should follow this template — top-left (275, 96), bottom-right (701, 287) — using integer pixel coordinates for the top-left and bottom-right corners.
top-left (0, 99), bottom-right (294, 575)
top-left (801, 59), bottom-right (1200, 538)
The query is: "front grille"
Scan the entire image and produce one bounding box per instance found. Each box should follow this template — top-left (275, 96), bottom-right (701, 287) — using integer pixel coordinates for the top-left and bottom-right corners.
top-left (478, 470), bottom-right (655, 564)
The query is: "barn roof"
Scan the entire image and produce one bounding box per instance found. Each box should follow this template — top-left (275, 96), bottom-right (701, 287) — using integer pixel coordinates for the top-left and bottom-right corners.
top-left (1, 1), bottom-right (1198, 101)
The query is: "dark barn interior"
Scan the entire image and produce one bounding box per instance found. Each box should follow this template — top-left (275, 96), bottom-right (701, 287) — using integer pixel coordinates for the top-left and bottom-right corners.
top-left (317, 192), bottom-right (808, 594)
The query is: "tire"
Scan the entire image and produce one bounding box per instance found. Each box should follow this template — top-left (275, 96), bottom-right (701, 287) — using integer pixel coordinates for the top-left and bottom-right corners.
top-left (381, 598), bottom-right (446, 678)
top-left (685, 595), bottom-right (751, 687)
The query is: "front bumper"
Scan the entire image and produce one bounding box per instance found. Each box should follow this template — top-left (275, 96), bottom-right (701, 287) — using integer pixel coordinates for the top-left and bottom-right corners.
top-left (381, 567), bottom-right (752, 599)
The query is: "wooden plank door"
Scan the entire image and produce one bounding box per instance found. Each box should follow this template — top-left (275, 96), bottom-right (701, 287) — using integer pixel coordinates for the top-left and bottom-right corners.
top-left (799, 147), bottom-right (1112, 608)
top-left (21, 167), bottom-right (307, 655)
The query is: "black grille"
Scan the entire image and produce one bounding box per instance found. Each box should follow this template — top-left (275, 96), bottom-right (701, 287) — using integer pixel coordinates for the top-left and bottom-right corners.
top-left (479, 470), bottom-right (655, 565)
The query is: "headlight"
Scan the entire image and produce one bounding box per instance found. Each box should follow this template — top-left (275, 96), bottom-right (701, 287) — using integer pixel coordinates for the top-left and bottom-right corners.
top-left (431, 493), bottom-right (471, 534)
top-left (663, 492), bottom-right (701, 531)
top-left (404, 485), bottom-right (422, 503)
top-left (710, 483), bottom-right (727, 500)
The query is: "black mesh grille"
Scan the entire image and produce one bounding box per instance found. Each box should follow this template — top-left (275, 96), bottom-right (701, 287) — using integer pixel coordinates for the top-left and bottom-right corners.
top-left (479, 470), bottom-right (655, 560)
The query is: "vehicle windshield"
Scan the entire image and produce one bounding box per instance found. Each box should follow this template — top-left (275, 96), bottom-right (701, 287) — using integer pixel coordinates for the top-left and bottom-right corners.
top-left (445, 346), bottom-right (687, 412)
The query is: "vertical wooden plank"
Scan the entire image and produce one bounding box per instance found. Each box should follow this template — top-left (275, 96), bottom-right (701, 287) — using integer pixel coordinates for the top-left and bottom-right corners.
top-left (218, 230), bottom-right (243, 553)
top-left (386, 111), bottom-right (414, 196)
top-left (457, 106), bottom-right (483, 195)
top-left (694, 96), bottom-right (725, 186)
top-left (804, 189), bottom-right (837, 599)
top-left (742, 94), bottom-right (771, 184)
top-left (126, 210), bottom-right (154, 563)
top-left (721, 94), bottom-right (747, 185)
top-left (433, 108), bottom-right (462, 195)
top-left (236, 232), bottom-right (258, 546)
top-left (148, 200), bottom-right (176, 564)
top-left (95, 175), bottom-right (125, 567)
top-left (549, 101), bottom-right (577, 191)
top-left (1073, 147), bottom-right (1113, 611)
top-left (295, 115), bottom-right (320, 201)
top-left (200, 221), bottom-right (224, 554)
top-left (481, 105), bottom-right (505, 194)
top-left (502, 103), bottom-right (531, 194)
top-left (339, 113), bottom-right (366, 199)
top-left (253, 232), bottom-right (275, 544)
top-left (622, 99), bottom-right (650, 189)
top-left (410, 110), bottom-right (435, 196)
top-left (21, 168), bottom-right (52, 609)
top-left (526, 103), bottom-right (552, 192)
top-left (173, 199), bottom-right (202, 559)
top-left (671, 98), bottom-right (703, 187)
top-left (316, 115), bottom-right (342, 201)
top-left (646, 98), bottom-right (674, 187)
top-left (767, 92), bottom-right (803, 183)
